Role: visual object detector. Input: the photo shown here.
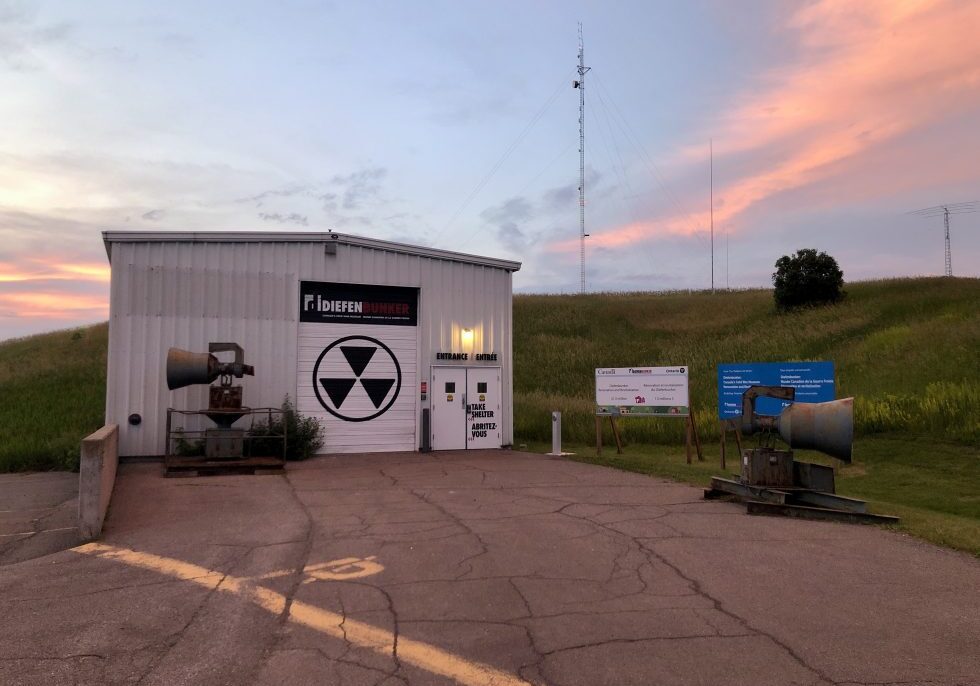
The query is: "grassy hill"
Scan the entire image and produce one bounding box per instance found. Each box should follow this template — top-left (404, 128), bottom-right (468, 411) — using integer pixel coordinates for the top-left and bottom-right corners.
top-left (514, 277), bottom-right (979, 446)
top-left (0, 323), bottom-right (108, 471)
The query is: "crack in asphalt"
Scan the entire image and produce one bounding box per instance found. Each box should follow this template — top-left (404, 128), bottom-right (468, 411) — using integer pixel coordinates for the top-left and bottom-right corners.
top-left (0, 654), bottom-right (107, 661)
top-left (643, 539), bottom-right (839, 684)
top-left (132, 557), bottom-right (238, 685)
top-left (245, 472), bottom-right (319, 684)
top-left (402, 484), bottom-right (492, 582)
top-left (377, 576), bottom-right (404, 685)
top-left (2, 575), bottom-right (206, 603)
top-left (538, 631), bottom-right (760, 657)
top-left (553, 501), bottom-right (840, 686)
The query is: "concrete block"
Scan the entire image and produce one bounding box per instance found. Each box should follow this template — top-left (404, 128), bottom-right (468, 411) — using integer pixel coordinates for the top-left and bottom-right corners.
top-left (78, 424), bottom-right (119, 541)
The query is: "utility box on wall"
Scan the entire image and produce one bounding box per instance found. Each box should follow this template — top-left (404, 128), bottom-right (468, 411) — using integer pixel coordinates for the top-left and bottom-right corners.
top-left (102, 231), bottom-right (521, 457)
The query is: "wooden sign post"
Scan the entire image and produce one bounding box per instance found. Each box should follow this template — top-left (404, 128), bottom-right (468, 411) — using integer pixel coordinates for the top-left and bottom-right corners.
top-left (596, 409), bottom-right (703, 462)
top-left (718, 418), bottom-right (743, 471)
top-left (595, 415), bottom-right (624, 457)
top-left (685, 410), bottom-right (704, 464)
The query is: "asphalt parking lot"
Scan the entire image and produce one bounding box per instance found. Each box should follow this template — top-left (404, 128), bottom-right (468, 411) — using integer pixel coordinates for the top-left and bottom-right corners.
top-left (1, 449), bottom-right (977, 685)
top-left (0, 471), bottom-right (79, 565)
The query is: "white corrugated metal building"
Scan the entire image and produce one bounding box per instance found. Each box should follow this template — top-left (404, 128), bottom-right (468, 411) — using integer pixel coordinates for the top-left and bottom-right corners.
top-left (102, 231), bottom-right (520, 457)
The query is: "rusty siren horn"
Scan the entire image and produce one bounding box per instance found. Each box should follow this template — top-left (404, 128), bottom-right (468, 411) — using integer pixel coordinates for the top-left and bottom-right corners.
top-left (165, 344), bottom-right (254, 390)
top-left (166, 348), bottom-right (219, 390)
top-left (776, 397), bottom-right (854, 462)
top-left (741, 386), bottom-right (854, 463)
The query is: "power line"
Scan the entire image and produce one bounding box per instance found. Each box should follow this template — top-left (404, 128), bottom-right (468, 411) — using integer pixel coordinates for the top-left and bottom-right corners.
top-left (431, 71), bottom-right (573, 246)
top-left (591, 81), bottom-right (640, 223)
top-left (589, 79), bottom-right (667, 277)
top-left (456, 141), bottom-right (575, 253)
top-left (593, 74), bottom-right (707, 243)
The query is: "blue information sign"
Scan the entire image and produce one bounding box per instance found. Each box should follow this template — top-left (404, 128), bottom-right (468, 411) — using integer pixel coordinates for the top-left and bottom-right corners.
top-left (717, 361), bottom-right (835, 420)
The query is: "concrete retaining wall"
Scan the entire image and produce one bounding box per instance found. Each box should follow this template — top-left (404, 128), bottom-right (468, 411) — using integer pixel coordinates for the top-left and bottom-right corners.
top-left (78, 424), bottom-right (119, 541)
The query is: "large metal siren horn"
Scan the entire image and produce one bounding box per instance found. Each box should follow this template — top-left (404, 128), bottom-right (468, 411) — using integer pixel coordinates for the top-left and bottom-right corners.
top-left (706, 384), bottom-right (897, 524)
top-left (740, 385), bottom-right (853, 462)
top-left (166, 343), bottom-right (254, 390)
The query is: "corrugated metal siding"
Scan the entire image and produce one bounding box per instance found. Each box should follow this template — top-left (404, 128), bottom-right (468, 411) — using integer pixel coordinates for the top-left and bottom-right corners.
top-left (106, 239), bottom-right (514, 456)
top-left (298, 322), bottom-right (418, 453)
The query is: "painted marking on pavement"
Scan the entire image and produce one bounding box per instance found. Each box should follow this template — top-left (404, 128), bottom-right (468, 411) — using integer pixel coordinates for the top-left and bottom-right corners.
top-left (304, 555), bottom-right (385, 582)
top-left (74, 543), bottom-right (530, 686)
top-left (256, 555), bottom-right (386, 584)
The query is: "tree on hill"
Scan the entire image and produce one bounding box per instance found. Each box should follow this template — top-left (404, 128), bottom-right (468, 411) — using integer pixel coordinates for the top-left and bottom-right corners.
top-left (772, 248), bottom-right (845, 311)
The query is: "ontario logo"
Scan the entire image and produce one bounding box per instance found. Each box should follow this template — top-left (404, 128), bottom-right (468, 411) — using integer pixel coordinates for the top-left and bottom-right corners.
top-left (312, 335), bottom-right (402, 422)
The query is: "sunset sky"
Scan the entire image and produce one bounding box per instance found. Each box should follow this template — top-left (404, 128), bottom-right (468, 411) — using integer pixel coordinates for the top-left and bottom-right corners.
top-left (2, 0), bottom-right (979, 339)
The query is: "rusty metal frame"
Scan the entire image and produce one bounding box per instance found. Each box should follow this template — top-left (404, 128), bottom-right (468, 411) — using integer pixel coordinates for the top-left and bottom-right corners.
top-left (164, 407), bottom-right (287, 461)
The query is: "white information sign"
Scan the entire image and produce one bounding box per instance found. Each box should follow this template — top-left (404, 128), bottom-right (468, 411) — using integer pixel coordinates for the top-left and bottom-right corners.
top-left (595, 366), bottom-right (689, 417)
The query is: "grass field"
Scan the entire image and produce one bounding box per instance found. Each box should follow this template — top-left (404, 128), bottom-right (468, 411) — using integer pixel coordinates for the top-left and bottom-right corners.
top-left (0, 323), bottom-right (108, 471)
top-left (514, 277), bottom-right (979, 446)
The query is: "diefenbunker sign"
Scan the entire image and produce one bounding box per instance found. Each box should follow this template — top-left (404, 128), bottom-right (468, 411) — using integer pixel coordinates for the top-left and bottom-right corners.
top-left (300, 281), bottom-right (418, 326)
top-left (596, 366), bottom-right (690, 417)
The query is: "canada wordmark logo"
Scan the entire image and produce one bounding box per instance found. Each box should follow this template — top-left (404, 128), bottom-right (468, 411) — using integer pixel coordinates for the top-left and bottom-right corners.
top-left (312, 335), bottom-right (402, 422)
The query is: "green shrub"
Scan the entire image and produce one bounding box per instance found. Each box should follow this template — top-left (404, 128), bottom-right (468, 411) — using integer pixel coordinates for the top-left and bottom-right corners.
top-left (171, 429), bottom-right (205, 456)
top-left (248, 396), bottom-right (323, 461)
top-left (772, 248), bottom-right (845, 310)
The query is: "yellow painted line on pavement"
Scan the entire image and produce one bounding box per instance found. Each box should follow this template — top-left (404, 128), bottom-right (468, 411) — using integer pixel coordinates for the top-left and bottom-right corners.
top-left (75, 543), bottom-right (530, 686)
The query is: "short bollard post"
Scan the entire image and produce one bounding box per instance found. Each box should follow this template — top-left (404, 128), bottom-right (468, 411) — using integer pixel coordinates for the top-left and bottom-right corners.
top-left (547, 411), bottom-right (573, 456)
top-left (550, 411), bottom-right (562, 455)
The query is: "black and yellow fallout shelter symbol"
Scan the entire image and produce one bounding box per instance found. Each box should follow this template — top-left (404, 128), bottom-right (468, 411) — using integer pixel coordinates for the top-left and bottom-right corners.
top-left (312, 335), bottom-right (402, 422)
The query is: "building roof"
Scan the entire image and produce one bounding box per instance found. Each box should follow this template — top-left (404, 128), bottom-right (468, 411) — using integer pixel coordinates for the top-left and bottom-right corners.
top-left (102, 230), bottom-right (522, 272)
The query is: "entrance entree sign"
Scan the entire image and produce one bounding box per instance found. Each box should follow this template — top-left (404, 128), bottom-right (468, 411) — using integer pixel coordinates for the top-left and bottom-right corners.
top-left (595, 366), bottom-right (690, 417)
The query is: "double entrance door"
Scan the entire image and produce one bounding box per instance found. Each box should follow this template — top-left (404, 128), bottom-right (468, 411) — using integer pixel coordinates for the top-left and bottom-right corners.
top-left (430, 367), bottom-right (501, 450)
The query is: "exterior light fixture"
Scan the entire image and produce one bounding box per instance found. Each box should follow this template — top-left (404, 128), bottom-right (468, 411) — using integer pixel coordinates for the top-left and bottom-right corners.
top-left (461, 328), bottom-right (474, 347)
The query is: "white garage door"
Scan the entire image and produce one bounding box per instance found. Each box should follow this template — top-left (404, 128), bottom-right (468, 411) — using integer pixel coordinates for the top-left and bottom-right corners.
top-left (297, 281), bottom-right (418, 453)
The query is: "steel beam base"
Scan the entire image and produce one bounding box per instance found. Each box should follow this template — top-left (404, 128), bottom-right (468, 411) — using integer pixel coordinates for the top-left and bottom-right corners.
top-left (745, 500), bottom-right (900, 525)
top-left (705, 477), bottom-right (899, 525)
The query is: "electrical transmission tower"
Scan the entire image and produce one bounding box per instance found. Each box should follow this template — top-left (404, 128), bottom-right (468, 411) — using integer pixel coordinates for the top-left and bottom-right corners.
top-left (573, 23), bottom-right (590, 293)
top-left (909, 201), bottom-right (977, 277)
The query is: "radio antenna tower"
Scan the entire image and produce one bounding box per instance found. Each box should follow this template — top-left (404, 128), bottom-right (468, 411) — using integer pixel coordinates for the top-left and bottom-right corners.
top-left (908, 201), bottom-right (977, 276)
top-left (573, 23), bottom-right (591, 293)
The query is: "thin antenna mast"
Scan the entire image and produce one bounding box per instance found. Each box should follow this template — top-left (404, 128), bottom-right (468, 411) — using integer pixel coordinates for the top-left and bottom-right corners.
top-left (574, 23), bottom-right (591, 293)
top-left (710, 139), bottom-right (714, 293)
top-left (944, 207), bottom-right (952, 277)
top-left (908, 201), bottom-right (977, 277)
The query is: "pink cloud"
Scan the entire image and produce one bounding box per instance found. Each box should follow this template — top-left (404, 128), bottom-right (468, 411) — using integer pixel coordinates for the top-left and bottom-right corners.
top-left (0, 258), bottom-right (110, 283)
top-left (555, 0), bottom-right (980, 252)
top-left (0, 258), bottom-right (110, 321)
top-left (0, 291), bottom-right (108, 319)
